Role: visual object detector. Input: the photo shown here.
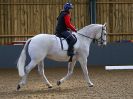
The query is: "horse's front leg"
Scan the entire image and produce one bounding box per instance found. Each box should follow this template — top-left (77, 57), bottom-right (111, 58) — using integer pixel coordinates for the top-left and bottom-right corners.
top-left (78, 57), bottom-right (93, 87)
top-left (57, 60), bottom-right (76, 86)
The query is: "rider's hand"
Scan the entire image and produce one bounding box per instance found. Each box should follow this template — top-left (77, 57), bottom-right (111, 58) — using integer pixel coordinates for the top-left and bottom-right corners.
top-left (75, 29), bottom-right (78, 33)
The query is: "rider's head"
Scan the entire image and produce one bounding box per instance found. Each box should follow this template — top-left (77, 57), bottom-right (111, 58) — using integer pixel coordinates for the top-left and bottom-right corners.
top-left (64, 2), bottom-right (73, 12)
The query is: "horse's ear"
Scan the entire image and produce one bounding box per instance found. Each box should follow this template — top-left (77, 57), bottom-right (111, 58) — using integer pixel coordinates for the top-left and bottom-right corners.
top-left (103, 23), bottom-right (107, 27)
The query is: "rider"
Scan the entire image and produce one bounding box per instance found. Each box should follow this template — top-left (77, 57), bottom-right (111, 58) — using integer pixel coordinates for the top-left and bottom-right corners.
top-left (55, 2), bottom-right (77, 57)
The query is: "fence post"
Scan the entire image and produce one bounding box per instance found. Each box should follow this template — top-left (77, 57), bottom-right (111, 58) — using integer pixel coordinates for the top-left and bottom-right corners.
top-left (89, 0), bottom-right (96, 24)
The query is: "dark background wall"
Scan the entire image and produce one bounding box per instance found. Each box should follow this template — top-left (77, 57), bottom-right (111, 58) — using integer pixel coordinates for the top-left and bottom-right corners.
top-left (0, 43), bottom-right (133, 68)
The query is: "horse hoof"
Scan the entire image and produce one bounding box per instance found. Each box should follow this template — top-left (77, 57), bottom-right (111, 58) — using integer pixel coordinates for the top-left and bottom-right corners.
top-left (48, 86), bottom-right (52, 89)
top-left (57, 81), bottom-right (61, 86)
top-left (17, 84), bottom-right (21, 90)
top-left (89, 85), bottom-right (93, 87)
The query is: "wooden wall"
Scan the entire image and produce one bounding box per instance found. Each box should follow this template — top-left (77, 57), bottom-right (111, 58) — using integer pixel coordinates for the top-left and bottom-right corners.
top-left (96, 0), bottom-right (133, 42)
top-left (0, 0), bottom-right (89, 44)
top-left (1, 0), bottom-right (133, 44)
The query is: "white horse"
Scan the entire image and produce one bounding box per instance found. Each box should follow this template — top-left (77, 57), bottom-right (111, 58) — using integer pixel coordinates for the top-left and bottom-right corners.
top-left (17, 23), bottom-right (107, 90)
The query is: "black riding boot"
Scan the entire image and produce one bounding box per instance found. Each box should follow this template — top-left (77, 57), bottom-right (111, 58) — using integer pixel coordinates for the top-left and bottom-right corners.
top-left (67, 37), bottom-right (76, 57)
top-left (67, 46), bottom-right (74, 56)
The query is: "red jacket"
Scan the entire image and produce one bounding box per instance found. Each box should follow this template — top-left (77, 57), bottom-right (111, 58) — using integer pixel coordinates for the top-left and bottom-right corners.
top-left (64, 14), bottom-right (77, 32)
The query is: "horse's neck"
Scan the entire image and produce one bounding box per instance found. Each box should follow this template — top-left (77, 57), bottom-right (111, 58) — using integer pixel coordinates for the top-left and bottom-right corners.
top-left (74, 32), bottom-right (92, 50)
top-left (78, 27), bottom-right (96, 38)
top-left (75, 26), bottom-right (94, 42)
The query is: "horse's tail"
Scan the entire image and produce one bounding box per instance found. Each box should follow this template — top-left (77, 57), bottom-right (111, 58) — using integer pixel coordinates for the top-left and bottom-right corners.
top-left (17, 39), bottom-right (31, 77)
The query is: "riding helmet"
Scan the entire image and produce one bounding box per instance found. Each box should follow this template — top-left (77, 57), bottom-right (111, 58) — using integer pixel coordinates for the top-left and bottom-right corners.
top-left (64, 2), bottom-right (73, 11)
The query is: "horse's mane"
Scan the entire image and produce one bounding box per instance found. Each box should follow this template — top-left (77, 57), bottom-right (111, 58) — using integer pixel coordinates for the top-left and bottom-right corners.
top-left (78, 24), bottom-right (102, 34)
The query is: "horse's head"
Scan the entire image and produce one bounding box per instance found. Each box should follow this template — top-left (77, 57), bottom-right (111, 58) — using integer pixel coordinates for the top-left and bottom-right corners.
top-left (94, 23), bottom-right (107, 46)
top-left (77, 23), bottom-right (107, 46)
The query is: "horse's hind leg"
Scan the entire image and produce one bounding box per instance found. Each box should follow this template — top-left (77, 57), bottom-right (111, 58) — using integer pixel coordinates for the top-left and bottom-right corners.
top-left (17, 60), bottom-right (38, 90)
top-left (57, 60), bottom-right (76, 86)
top-left (38, 61), bottom-right (52, 88)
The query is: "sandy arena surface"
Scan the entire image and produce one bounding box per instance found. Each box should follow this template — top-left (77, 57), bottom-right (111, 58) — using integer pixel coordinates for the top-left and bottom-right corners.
top-left (0, 67), bottom-right (133, 99)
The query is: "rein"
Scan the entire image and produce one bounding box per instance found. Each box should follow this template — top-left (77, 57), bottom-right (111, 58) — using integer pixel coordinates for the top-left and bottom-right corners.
top-left (77, 26), bottom-right (106, 44)
top-left (77, 32), bottom-right (94, 40)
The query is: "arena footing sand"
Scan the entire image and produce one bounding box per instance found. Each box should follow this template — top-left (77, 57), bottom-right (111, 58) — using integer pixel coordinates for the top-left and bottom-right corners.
top-left (0, 67), bottom-right (133, 99)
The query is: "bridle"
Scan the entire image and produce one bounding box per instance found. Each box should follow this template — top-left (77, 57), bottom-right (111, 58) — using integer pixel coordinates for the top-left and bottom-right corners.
top-left (77, 26), bottom-right (107, 45)
top-left (95, 27), bottom-right (107, 45)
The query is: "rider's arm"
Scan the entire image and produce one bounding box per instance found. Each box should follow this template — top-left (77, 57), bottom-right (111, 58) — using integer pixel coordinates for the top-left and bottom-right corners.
top-left (64, 15), bottom-right (77, 32)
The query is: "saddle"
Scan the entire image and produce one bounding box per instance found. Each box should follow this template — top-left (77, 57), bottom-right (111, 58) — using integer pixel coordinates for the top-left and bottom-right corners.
top-left (58, 34), bottom-right (77, 51)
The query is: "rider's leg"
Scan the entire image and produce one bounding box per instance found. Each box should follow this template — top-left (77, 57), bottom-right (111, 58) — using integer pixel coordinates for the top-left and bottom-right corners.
top-left (67, 35), bottom-right (76, 56)
top-left (61, 31), bottom-right (76, 56)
